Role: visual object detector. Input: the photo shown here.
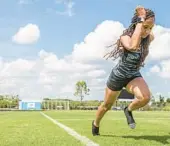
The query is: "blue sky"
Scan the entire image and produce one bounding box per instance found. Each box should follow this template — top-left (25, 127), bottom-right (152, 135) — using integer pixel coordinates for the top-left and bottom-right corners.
top-left (1, 0), bottom-right (170, 58)
top-left (0, 0), bottom-right (170, 100)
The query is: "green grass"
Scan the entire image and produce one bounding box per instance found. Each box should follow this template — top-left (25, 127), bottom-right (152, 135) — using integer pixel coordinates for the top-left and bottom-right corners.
top-left (0, 110), bottom-right (170, 146)
top-left (0, 111), bottom-right (83, 146)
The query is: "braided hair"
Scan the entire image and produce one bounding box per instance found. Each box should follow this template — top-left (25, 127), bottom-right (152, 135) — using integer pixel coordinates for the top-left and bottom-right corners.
top-left (104, 8), bottom-right (155, 68)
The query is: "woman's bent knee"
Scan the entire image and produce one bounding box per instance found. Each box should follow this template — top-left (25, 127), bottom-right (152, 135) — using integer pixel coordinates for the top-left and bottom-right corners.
top-left (101, 102), bottom-right (113, 111)
top-left (143, 92), bottom-right (151, 102)
top-left (137, 93), bottom-right (151, 104)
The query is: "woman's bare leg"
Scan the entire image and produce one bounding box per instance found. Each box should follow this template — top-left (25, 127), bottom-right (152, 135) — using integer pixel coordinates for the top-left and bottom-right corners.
top-left (126, 77), bottom-right (151, 111)
top-left (124, 77), bottom-right (151, 129)
top-left (92, 87), bottom-right (120, 135)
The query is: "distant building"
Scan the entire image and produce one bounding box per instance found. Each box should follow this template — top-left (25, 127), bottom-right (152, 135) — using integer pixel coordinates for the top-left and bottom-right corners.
top-left (19, 99), bottom-right (42, 110)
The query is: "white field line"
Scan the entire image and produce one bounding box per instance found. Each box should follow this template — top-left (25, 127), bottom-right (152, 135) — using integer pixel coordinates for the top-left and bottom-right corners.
top-left (40, 112), bottom-right (99, 146)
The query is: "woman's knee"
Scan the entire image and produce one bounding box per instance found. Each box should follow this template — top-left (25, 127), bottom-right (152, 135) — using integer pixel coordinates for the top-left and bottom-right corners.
top-left (101, 102), bottom-right (113, 111)
top-left (137, 92), bottom-right (151, 104)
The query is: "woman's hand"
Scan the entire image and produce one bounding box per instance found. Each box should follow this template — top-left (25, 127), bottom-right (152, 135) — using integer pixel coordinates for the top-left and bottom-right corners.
top-left (135, 5), bottom-right (146, 18)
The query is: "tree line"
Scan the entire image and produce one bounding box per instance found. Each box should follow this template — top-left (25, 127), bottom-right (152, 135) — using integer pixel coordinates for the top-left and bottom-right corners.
top-left (0, 95), bottom-right (19, 109)
top-left (0, 80), bottom-right (169, 111)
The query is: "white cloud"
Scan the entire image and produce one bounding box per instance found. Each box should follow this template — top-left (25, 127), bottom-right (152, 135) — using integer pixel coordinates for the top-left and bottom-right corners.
top-left (148, 25), bottom-right (170, 60)
top-left (71, 20), bottom-right (124, 62)
top-left (0, 50), bottom-right (107, 100)
top-left (1, 20), bottom-right (170, 100)
top-left (12, 24), bottom-right (40, 45)
top-left (150, 65), bottom-right (160, 73)
top-left (87, 70), bottom-right (106, 78)
top-left (149, 59), bottom-right (170, 79)
top-left (159, 60), bottom-right (170, 78)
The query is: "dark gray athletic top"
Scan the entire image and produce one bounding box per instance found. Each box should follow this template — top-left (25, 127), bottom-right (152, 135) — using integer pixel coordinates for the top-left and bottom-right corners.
top-left (112, 47), bottom-right (143, 79)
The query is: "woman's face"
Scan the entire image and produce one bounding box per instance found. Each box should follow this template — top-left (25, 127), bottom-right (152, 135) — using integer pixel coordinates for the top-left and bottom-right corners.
top-left (141, 17), bottom-right (155, 38)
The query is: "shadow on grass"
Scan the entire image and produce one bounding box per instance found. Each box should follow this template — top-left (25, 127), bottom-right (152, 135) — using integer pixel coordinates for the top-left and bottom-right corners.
top-left (100, 134), bottom-right (170, 145)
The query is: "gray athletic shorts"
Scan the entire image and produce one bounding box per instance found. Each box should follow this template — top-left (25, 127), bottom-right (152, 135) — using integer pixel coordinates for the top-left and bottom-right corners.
top-left (106, 68), bottom-right (142, 91)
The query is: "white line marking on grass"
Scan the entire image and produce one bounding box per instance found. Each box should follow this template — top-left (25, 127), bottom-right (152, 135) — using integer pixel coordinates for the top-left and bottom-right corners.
top-left (40, 112), bottom-right (99, 146)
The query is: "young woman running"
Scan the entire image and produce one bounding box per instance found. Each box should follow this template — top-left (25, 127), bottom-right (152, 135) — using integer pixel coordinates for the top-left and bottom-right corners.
top-left (92, 6), bottom-right (155, 136)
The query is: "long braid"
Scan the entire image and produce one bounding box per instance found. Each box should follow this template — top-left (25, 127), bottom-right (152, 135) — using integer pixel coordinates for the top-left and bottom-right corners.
top-left (104, 8), bottom-right (155, 68)
top-left (103, 23), bottom-right (135, 60)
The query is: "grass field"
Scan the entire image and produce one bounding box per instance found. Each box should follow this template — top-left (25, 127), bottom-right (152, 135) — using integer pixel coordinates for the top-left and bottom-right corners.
top-left (0, 110), bottom-right (170, 146)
